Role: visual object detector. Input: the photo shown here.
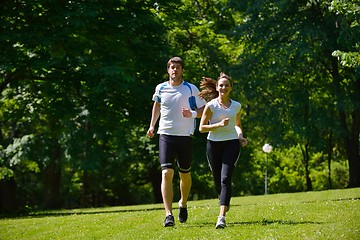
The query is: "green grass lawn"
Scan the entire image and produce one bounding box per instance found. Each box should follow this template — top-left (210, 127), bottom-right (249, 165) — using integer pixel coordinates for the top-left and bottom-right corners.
top-left (1, 188), bottom-right (359, 239)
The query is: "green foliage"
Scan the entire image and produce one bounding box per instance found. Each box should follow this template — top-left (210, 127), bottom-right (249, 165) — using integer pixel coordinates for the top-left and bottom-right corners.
top-left (332, 50), bottom-right (360, 67)
top-left (228, 0), bottom-right (359, 187)
top-left (241, 144), bottom-right (350, 195)
top-left (163, 0), bottom-right (242, 82)
top-left (0, 0), bottom-right (171, 210)
top-left (310, 152), bottom-right (349, 190)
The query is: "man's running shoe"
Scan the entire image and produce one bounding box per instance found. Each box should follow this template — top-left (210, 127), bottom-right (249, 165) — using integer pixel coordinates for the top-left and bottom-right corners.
top-left (178, 205), bottom-right (188, 223)
top-left (164, 215), bottom-right (175, 227)
top-left (215, 216), bottom-right (227, 229)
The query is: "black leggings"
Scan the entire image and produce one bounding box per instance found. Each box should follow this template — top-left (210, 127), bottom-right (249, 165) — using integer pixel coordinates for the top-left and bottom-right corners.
top-left (206, 139), bottom-right (240, 206)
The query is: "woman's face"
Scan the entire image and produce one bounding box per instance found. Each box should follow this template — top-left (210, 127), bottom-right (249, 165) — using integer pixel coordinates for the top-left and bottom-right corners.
top-left (216, 78), bottom-right (232, 96)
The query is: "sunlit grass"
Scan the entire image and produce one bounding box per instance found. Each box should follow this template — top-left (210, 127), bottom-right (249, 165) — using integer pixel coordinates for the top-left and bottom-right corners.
top-left (1, 188), bottom-right (359, 239)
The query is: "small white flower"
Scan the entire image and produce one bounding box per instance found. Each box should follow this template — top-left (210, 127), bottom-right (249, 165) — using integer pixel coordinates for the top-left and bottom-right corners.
top-left (262, 143), bottom-right (273, 153)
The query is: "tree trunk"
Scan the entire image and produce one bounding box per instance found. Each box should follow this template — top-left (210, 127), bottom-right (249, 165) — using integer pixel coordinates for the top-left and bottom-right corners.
top-left (81, 170), bottom-right (91, 208)
top-left (149, 166), bottom-right (162, 203)
top-left (344, 109), bottom-right (360, 187)
top-left (300, 143), bottom-right (313, 191)
top-left (347, 75), bottom-right (360, 187)
top-left (0, 178), bottom-right (17, 213)
top-left (327, 131), bottom-right (333, 189)
top-left (44, 144), bottom-right (61, 209)
top-left (332, 57), bottom-right (360, 188)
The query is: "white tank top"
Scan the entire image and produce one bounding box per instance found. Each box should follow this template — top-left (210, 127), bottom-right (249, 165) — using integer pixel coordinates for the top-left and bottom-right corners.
top-left (207, 98), bottom-right (241, 141)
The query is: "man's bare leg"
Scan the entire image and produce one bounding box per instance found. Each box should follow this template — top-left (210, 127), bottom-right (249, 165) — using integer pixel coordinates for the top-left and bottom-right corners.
top-left (179, 172), bottom-right (192, 207)
top-left (162, 169), bottom-right (174, 216)
top-left (178, 172), bottom-right (191, 223)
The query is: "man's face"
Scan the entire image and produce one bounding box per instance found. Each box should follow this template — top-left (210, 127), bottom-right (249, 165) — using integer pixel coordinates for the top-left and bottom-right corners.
top-left (168, 62), bottom-right (183, 81)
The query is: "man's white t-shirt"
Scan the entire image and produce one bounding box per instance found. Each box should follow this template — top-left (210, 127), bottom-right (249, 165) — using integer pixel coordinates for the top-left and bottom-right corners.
top-left (207, 98), bottom-right (242, 141)
top-left (152, 81), bottom-right (206, 136)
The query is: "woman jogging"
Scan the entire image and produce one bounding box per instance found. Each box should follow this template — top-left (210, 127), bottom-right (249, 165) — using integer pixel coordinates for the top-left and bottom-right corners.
top-left (199, 72), bottom-right (247, 229)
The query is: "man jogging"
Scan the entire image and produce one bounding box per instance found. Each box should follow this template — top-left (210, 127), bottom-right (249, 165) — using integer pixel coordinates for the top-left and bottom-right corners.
top-left (147, 56), bottom-right (206, 227)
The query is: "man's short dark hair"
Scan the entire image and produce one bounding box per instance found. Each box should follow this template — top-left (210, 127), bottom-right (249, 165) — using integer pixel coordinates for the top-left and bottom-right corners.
top-left (167, 56), bottom-right (184, 69)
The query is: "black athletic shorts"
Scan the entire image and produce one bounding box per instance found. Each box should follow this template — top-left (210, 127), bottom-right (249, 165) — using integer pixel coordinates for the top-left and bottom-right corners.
top-left (159, 134), bottom-right (192, 173)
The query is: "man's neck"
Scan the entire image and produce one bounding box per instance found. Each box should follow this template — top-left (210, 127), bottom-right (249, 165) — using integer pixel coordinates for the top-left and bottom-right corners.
top-left (168, 78), bottom-right (183, 86)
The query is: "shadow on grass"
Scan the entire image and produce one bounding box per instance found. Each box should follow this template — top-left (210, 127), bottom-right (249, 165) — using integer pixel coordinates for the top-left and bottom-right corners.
top-left (232, 219), bottom-right (323, 226)
top-left (1, 206), bottom-right (164, 219)
top-left (182, 219), bottom-right (323, 228)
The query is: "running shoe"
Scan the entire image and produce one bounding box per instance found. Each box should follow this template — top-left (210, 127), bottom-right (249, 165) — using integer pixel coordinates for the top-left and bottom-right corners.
top-left (215, 216), bottom-right (227, 229)
top-left (178, 205), bottom-right (188, 223)
top-left (164, 215), bottom-right (175, 227)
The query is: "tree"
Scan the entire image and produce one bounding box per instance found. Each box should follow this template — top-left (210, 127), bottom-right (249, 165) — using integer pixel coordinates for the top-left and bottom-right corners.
top-left (0, 0), bottom-right (171, 211)
top-left (229, 0), bottom-right (360, 188)
top-left (328, 0), bottom-right (360, 187)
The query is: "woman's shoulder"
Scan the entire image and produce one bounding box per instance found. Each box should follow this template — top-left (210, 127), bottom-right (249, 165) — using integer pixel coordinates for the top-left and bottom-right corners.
top-left (207, 98), bottom-right (218, 105)
top-left (231, 99), bottom-right (241, 104)
top-left (205, 99), bottom-right (218, 111)
top-left (231, 99), bottom-right (242, 108)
